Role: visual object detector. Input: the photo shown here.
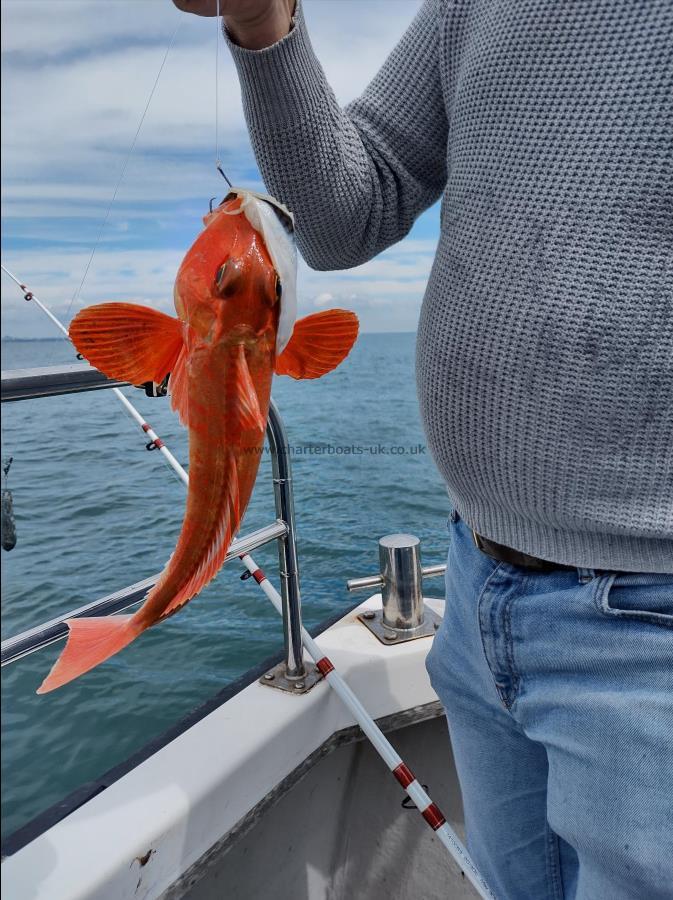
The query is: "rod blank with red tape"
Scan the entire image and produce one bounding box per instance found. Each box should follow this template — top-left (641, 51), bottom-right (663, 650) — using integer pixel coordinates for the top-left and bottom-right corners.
top-left (239, 554), bottom-right (495, 900)
top-left (1, 265), bottom-right (189, 489)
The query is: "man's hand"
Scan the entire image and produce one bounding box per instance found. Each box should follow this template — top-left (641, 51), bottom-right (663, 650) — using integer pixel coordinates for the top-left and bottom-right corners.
top-left (172, 0), bottom-right (295, 50)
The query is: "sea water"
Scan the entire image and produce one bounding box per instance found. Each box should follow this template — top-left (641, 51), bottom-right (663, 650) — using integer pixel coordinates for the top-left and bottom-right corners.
top-left (0, 333), bottom-right (450, 839)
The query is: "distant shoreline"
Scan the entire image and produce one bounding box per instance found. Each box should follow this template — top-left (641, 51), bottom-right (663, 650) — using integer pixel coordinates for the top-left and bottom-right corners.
top-left (2, 332), bottom-right (416, 342)
top-left (2, 337), bottom-right (64, 342)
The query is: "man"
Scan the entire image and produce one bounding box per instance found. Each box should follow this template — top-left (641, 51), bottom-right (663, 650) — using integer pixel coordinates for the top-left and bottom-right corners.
top-left (174, 1), bottom-right (673, 897)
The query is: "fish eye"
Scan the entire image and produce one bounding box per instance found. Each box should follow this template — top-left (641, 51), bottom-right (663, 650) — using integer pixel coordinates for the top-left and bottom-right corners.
top-left (214, 258), bottom-right (245, 297)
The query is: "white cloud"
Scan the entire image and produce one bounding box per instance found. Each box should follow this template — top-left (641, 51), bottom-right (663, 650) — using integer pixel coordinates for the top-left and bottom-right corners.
top-left (2, 1), bottom-right (432, 339)
top-left (1, 229), bottom-right (436, 338)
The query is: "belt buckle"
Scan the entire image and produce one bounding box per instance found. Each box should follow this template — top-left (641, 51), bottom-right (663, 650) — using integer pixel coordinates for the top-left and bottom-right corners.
top-left (471, 529), bottom-right (484, 551)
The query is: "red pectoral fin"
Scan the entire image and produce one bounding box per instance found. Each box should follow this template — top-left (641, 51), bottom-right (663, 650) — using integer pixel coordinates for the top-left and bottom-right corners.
top-left (275, 309), bottom-right (359, 380)
top-left (69, 302), bottom-right (185, 385)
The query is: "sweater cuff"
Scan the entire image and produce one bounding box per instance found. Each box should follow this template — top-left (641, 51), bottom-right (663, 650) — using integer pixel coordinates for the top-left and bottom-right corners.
top-left (224, 1), bottom-right (330, 127)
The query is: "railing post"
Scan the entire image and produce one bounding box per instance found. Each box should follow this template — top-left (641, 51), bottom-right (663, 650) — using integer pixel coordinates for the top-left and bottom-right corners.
top-left (266, 400), bottom-right (305, 680)
top-left (0, 367), bottom-right (311, 688)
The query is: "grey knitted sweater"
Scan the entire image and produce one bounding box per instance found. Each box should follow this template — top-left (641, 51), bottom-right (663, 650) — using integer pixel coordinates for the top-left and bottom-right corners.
top-left (228, 0), bottom-right (673, 572)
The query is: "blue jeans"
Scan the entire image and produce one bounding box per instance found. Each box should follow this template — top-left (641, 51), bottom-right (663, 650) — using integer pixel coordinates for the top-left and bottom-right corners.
top-left (426, 513), bottom-right (673, 900)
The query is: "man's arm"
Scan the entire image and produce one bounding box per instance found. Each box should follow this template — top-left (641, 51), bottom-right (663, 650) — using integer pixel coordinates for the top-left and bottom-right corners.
top-left (175, 0), bottom-right (448, 271)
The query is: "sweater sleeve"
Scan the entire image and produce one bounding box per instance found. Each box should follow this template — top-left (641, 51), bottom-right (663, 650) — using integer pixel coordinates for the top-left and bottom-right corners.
top-left (226, 0), bottom-right (448, 271)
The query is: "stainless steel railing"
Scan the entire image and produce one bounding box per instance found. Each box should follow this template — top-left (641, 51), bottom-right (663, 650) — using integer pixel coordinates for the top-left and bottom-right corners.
top-left (1, 364), bottom-right (127, 401)
top-left (0, 365), bottom-right (306, 679)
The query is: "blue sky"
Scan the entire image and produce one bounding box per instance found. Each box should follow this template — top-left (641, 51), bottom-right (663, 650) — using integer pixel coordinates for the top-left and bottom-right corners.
top-left (1, 0), bottom-right (438, 338)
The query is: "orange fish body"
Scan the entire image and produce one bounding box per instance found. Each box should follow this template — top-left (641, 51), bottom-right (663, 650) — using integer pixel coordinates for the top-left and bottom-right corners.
top-left (38, 191), bottom-right (358, 693)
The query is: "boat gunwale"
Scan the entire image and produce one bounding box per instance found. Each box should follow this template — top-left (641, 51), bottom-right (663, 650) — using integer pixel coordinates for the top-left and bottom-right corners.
top-left (1, 600), bottom-right (365, 859)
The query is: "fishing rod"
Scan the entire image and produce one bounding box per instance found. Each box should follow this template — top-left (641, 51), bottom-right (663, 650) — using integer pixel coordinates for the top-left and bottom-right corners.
top-left (239, 553), bottom-right (495, 899)
top-left (2, 265), bottom-right (494, 898)
top-left (1, 265), bottom-right (187, 487)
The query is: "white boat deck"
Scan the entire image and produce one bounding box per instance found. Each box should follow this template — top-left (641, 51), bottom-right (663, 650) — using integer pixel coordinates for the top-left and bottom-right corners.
top-left (2, 594), bottom-right (474, 900)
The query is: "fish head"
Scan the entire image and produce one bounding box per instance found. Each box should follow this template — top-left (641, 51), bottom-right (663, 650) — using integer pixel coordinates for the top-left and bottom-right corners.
top-left (174, 193), bottom-right (280, 352)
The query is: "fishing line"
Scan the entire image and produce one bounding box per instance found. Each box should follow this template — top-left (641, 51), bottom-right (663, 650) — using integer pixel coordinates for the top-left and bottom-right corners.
top-left (215, 0), bottom-right (221, 169)
top-left (66, 21), bottom-right (181, 320)
top-left (214, 0), bottom-right (232, 188)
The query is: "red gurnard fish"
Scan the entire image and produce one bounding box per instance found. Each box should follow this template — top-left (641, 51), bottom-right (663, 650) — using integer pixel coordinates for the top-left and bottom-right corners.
top-left (38, 189), bottom-right (358, 694)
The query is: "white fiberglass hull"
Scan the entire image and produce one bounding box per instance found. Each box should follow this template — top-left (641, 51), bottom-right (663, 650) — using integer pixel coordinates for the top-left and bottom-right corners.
top-left (2, 596), bottom-right (476, 899)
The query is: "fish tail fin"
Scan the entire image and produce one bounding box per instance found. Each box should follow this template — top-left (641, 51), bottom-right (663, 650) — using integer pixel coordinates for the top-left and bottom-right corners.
top-left (37, 615), bottom-right (140, 694)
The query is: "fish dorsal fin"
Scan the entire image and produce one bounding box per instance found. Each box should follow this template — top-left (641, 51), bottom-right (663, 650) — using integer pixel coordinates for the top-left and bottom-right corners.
top-left (275, 309), bottom-right (359, 380)
top-left (69, 302), bottom-right (185, 385)
top-left (233, 345), bottom-right (266, 433)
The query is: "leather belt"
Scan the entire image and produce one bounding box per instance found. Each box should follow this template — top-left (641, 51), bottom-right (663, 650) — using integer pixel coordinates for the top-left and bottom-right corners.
top-left (471, 530), bottom-right (577, 573)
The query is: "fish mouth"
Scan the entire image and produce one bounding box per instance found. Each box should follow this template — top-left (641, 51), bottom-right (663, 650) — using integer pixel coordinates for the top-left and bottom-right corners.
top-left (221, 189), bottom-right (295, 236)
